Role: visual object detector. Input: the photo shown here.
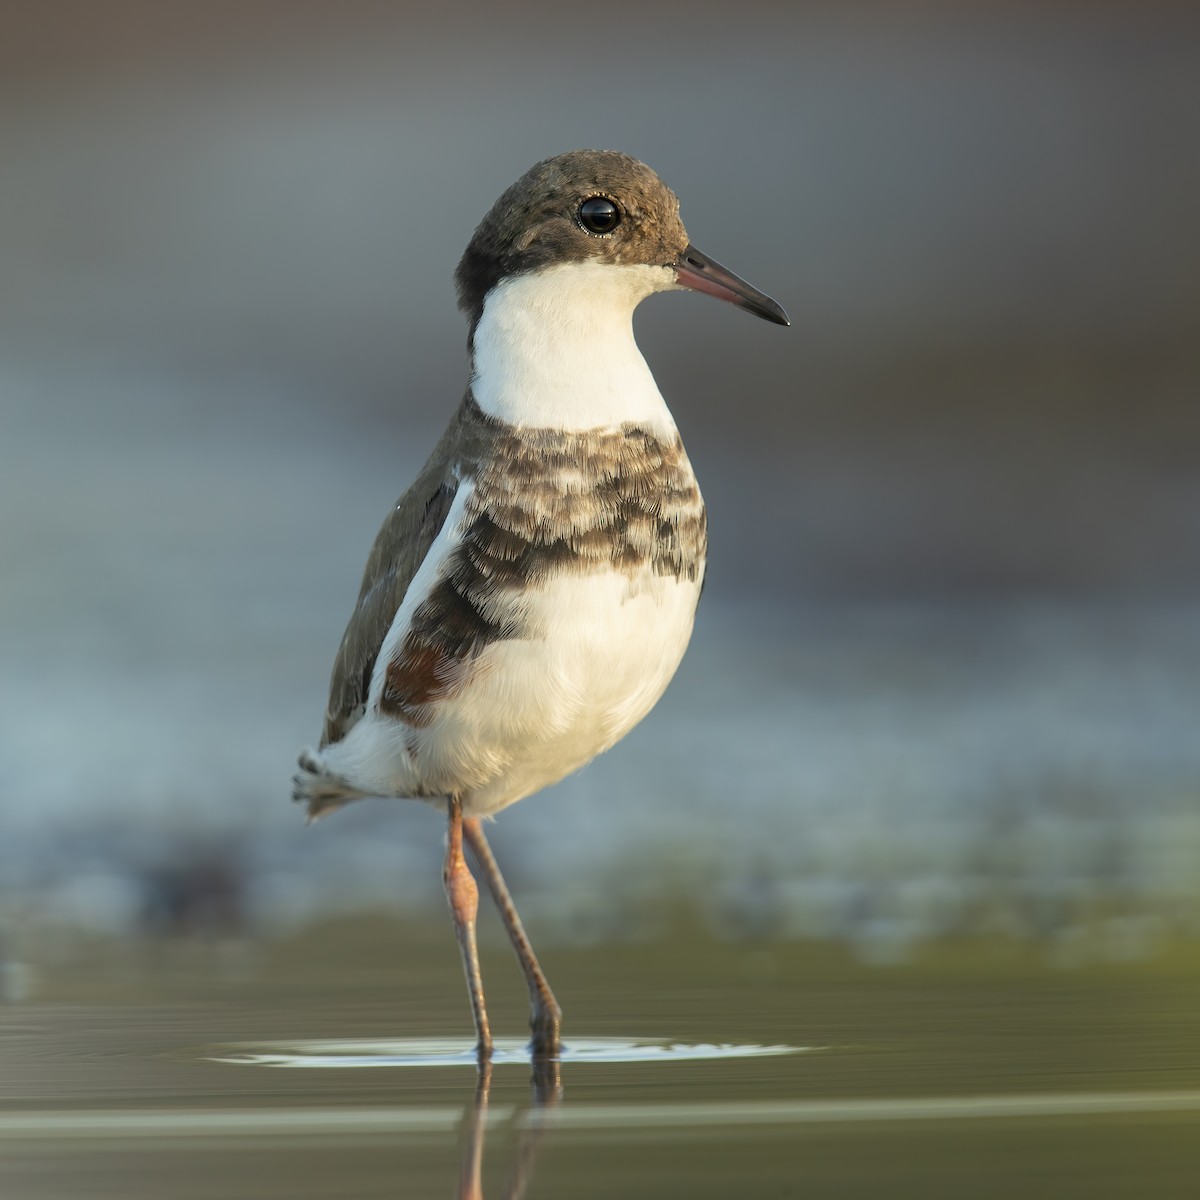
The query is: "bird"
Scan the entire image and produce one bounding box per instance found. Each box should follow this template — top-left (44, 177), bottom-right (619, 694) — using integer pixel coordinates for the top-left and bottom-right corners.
top-left (293, 149), bottom-right (788, 1062)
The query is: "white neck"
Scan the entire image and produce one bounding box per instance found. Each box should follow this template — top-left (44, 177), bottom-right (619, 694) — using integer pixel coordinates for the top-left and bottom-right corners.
top-left (468, 261), bottom-right (679, 433)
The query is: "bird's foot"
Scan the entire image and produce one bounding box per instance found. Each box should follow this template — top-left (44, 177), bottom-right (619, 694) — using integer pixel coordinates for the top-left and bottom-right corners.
top-left (474, 1033), bottom-right (495, 1066)
top-left (529, 997), bottom-right (563, 1061)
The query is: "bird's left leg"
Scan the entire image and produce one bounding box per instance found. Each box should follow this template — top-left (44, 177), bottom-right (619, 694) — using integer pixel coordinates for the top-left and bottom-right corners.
top-left (464, 818), bottom-right (562, 1059)
top-left (445, 797), bottom-right (493, 1061)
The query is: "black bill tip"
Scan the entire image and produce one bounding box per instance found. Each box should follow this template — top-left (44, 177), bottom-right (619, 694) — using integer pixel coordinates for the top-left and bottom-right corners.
top-left (674, 244), bottom-right (790, 326)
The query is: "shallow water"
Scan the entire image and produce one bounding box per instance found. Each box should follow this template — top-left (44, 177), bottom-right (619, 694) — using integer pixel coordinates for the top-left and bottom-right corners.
top-left (3, 924), bottom-right (1198, 1198)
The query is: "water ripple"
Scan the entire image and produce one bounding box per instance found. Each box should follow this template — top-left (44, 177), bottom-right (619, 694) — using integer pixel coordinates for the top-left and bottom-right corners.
top-left (210, 1036), bottom-right (807, 1068)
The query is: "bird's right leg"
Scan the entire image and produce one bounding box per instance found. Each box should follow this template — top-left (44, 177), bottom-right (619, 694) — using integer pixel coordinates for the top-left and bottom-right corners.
top-left (444, 796), bottom-right (493, 1062)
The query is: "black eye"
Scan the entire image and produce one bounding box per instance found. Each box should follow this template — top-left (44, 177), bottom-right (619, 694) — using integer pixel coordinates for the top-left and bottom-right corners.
top-left (578, 196), bottom-right (620, 234)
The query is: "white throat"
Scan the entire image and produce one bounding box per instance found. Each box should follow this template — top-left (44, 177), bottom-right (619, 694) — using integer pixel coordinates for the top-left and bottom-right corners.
top-left (469, 261), bottom-right (679, 433)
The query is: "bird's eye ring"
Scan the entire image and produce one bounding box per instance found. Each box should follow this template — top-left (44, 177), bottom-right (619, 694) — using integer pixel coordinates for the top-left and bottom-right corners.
top-left (578, 196), bottom-right (621, 235)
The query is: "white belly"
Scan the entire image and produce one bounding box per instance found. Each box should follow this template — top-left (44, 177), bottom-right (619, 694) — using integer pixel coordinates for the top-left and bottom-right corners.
top-left (413, 567), bottom-right (702, 815)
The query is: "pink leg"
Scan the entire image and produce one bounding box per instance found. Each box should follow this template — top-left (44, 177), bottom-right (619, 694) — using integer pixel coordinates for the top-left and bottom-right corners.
top-left (464, 818), bottom-right (562, 1059)
top-left (444, 797), bottom-right (493, 1061)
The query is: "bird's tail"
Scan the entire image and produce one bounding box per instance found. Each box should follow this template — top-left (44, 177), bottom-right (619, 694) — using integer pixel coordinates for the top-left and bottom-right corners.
top-left (292, 747), bottom-right (371, 824)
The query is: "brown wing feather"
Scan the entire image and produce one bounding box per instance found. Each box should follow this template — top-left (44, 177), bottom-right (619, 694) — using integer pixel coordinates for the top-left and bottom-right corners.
top-left (319, 399), bottom-right (495, 747)
top-left (320, 477), bottom-right (455, 747)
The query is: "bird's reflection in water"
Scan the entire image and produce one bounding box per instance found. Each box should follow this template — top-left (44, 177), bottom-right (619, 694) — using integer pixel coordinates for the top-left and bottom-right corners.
top-left (457, 1058), bottom-right (561, 1200)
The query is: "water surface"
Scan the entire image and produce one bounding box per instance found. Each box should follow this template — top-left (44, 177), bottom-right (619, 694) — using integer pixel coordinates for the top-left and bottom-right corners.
top-left (3, 923), bottom-right (1197, 1198)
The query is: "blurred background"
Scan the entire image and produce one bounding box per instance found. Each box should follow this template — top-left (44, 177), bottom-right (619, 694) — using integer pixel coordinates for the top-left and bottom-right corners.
top-left (2, 0), bottom-right (1199, 974)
